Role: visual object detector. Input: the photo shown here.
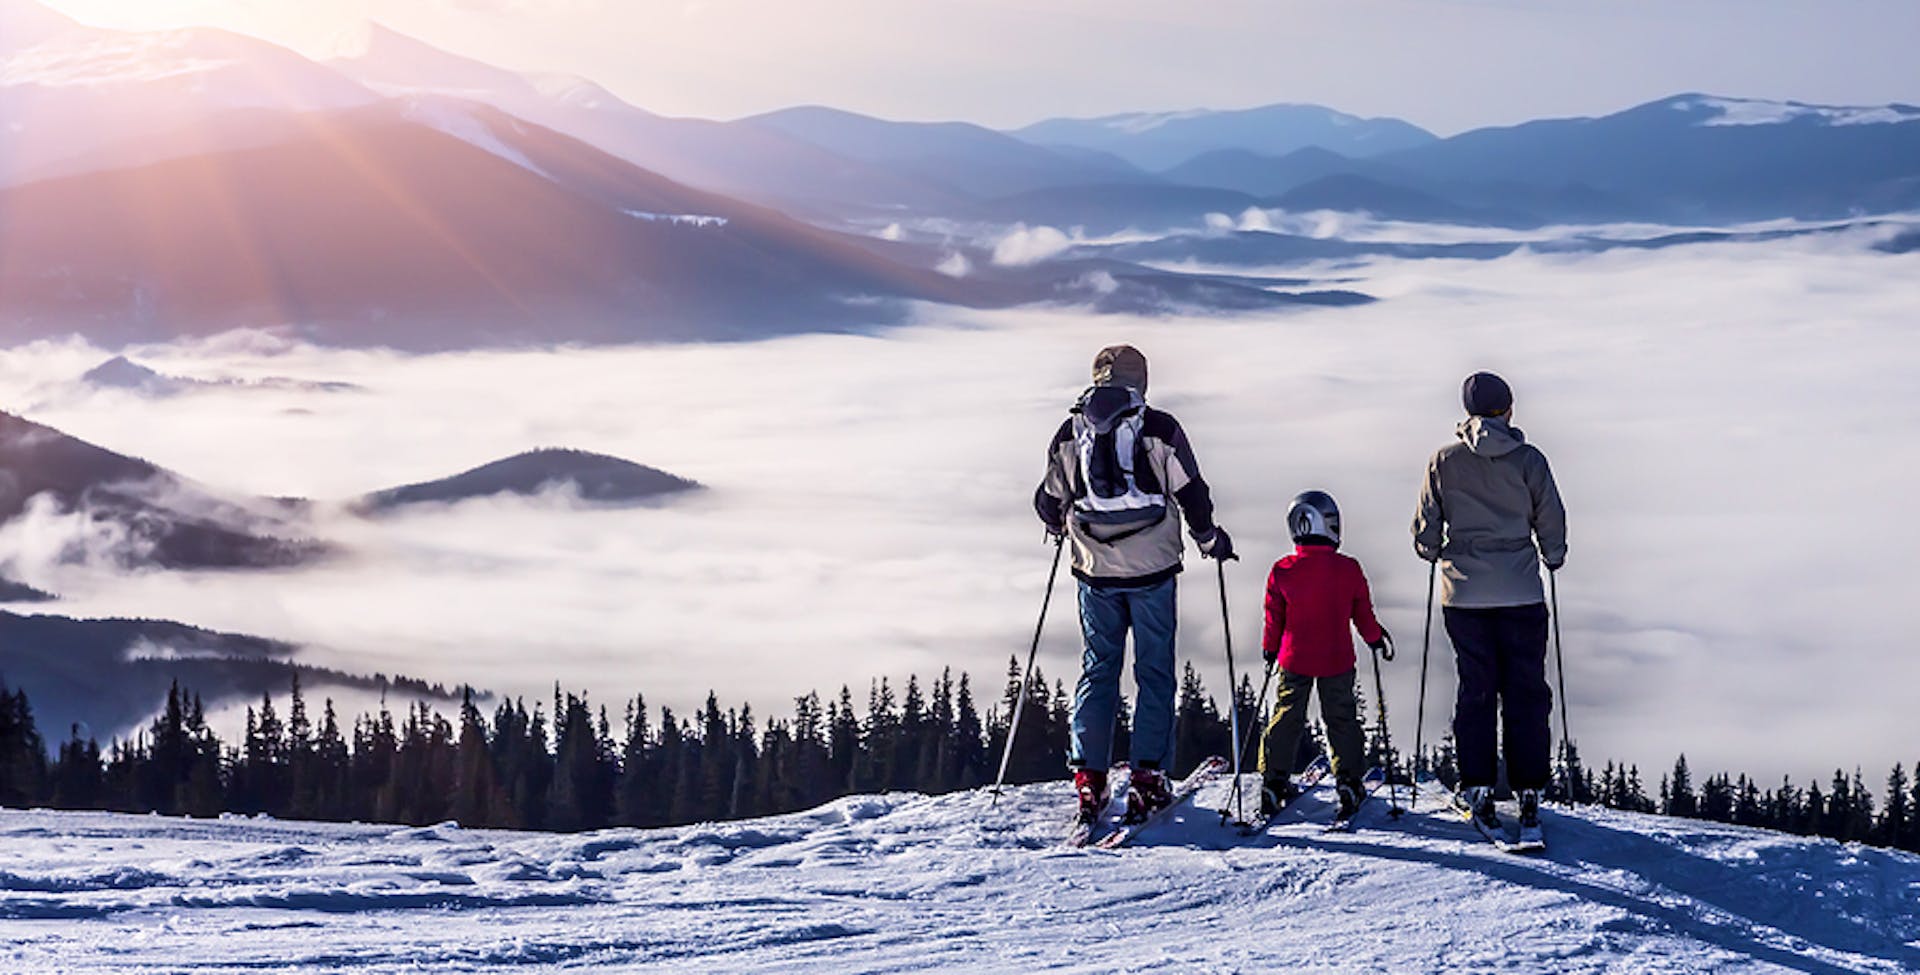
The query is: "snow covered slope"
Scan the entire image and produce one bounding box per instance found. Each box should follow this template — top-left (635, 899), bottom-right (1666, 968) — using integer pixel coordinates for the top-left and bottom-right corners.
top-left (2, 778), bottom-right (1913, 973)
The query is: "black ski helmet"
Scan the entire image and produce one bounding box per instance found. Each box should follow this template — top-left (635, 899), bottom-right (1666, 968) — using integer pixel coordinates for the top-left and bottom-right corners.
top-left (1286, 490), bottom-right (1341, 546)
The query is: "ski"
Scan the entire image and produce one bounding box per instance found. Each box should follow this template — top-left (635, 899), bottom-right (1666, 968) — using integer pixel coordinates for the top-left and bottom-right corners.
top-left (1229, 755), bottom-right (1330, 837)
top-left (1092, 756), bottom-right (1229, 850)
top-left (1322, 765), bottom-right (1391, 833)
top-left (1444, 787), bottom-right (1546, 855)
top-left (1062, 762), bottom-right (1130, 848)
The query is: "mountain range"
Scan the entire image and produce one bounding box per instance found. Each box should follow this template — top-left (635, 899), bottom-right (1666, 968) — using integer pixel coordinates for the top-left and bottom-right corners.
top-left (0, 0), bottom-right (1915, 349)
top-left (0, 410), bottom-right (321, 571)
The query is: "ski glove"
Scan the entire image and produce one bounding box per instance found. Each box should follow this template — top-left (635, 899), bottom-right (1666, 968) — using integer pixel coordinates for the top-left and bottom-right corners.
top-left (1033, 486), bottom-right (1067, 538)
top-left (1196, 526), bottom-right (1236, 561)
top-left (1368, 629), bottom-right (1395, 662)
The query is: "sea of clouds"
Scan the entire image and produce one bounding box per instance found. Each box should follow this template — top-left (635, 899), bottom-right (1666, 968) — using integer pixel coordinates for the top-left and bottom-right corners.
top-left (0, 223), bottom-right (1914, 786)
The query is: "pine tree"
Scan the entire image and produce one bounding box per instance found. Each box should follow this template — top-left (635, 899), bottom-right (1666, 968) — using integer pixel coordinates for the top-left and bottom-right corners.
top-left (1876, 764), bottom-right (1908, 850)
top-left (1789, 779), bottom-right (1820, 832)
top-left (828, 687), bottom-right (860, 792)
top-left (925, 671), bottom-right (956, 792)
top-left (788, 692), bottom-right (832, 809)
top-left (1700, 773), bottom-right (1734, 822)
top-left (313, 699), bottom-right (350, 820)
top-left (549, 692), bottom-right (615, 831)
top-left (1171, 662), bottom-right (1230, 776)
top-left (1733, 775), bottom-right (1763, 827)
top-left (285, 675), bottom-right (317, 819)
top-left (1845, 769), bottom-right (1875, 843)
top-left (858, 680), bottom-right (899, 793)
top-left (953, 673), bottom-right (986, 789)
top-left (1907, 760), bottom-right (1920, 852)
top-left (50, 729), bottom-right (103, 810)
top-left (898, 675), bottom-right (927, 793)
top-left (0, 681), bottom-right (48, 807)
top-left (1664, 756), bottom-right (1697, 818)
top-left (614, 695), bottom-right (657, 826)
top-left (1820, 770), bottom-right (1852, 840)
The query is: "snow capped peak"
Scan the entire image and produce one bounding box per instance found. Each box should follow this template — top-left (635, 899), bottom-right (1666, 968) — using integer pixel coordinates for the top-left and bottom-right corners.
top-left (1676, 95), bottom-right (1920, 127)
top-left (528, 72), bottom-right (637, 114)
top-left (1100, 109), bottom-right (1213, 134)
top-left (318, 21), bottom-right (438, 65)
top-left (0, 0), bottom-right (79, 52)
top-left (1, 29), bottom-right (230, 88)
top-left (0, 25), bottom-right (372, 111)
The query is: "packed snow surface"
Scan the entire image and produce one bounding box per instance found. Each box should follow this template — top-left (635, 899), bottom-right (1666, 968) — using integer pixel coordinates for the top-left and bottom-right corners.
top-left (2, 779), bottom-right (1914, 973)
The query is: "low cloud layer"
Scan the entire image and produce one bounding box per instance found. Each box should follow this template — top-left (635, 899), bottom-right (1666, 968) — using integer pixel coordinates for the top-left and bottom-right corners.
top-left (1, 226), bottom-right (1915, 787)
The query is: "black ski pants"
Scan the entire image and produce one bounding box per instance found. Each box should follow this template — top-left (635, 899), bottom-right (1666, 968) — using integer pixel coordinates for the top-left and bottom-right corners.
top-left (1444, 603), bottom-right (1552, 791)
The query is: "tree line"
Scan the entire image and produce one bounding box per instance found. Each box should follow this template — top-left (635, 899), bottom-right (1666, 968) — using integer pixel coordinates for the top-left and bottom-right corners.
top-left (0, 667), bottom-right (1914, 855)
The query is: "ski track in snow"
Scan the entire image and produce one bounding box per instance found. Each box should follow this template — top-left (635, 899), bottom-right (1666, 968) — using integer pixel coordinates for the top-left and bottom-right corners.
top-left (0, 781), bottom-right (1915, 974)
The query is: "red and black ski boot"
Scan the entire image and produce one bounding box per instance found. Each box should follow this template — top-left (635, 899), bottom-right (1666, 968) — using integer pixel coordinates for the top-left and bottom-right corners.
top-left (1073, 768), bottom-right (1110, 824)
top-left (1124, 766), bottom-right (1174, 823)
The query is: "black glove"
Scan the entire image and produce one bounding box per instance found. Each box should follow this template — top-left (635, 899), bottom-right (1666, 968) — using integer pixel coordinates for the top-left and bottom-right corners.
top-left (1545, 559), bottom-right (1564, 573)
top-left (1261, 645), bottom-right (1277, 666)
top-left (1196, 526), bottom-right (1237, 561)
top-left (1033, 487), bottom-right (1066, 539)
top-left (1368, 629), bottom-right (1395, 661)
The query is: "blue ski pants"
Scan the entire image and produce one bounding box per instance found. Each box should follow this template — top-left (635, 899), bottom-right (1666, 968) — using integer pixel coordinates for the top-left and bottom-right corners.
top-left (1069, 577), bottom-right (1177, 770)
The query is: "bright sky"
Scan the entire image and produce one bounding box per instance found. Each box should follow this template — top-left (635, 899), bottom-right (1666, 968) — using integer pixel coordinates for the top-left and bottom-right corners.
top-left (32, 0), bottom-right (1920, 134)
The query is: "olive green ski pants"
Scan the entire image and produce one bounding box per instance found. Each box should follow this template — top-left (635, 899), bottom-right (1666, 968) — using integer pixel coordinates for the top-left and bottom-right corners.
top-left (1257, 668), bottom-right (1367, 793)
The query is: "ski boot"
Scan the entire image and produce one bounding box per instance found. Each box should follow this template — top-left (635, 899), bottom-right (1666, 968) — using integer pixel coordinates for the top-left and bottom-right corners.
top-left (1516, 789), bottom-right (1544, 846)
top-left (1260, 778), bottom-right (1299, 817)
top-left (1073, 768), bottom-right (1110, 824)
top-left (1463, 785), bottom-right (1501, 833)
top-left (1124, 766), bottom-right (1174, 823)
top-left (1335, 780), bottom-right (1363, 820)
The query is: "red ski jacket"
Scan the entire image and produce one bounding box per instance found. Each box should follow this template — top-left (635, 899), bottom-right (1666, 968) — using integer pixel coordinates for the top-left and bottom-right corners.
top-left (1262, 544), bottom-right (1385, 678)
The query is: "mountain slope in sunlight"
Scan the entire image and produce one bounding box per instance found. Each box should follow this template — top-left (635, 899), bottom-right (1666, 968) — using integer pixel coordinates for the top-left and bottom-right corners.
top-left (0, 100), bottom-right (985, 347)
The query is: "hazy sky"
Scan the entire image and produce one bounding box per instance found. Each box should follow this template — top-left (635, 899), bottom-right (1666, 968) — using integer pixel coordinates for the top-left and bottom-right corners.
top-left (34, 0), bottom-right (1920, 132)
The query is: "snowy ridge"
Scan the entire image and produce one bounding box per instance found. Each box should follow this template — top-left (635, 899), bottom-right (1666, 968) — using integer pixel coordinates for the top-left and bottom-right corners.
top-left (624, 209), bottom-right (729, 228)
top-left (1681, 95), bottom-right (1920, 127)
top-left (400, 97), bottom-right (550, 179)
top-left (2, 778), bottom-right (1914, 972)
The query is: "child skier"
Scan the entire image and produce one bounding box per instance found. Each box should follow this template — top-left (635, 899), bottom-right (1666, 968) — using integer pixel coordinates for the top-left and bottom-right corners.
top-left (1258, 490), bottom-right (1393, 820)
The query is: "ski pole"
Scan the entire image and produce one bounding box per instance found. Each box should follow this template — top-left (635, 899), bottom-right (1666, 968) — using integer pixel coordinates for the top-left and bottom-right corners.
top-left (1410, 559), bottom-right (1437, 812)
top-left (1367, 640), bottom-right (1404, 817)
top-left (1216, 559), bottom-right (1247, 825)
top-left (991, 533), bottom-right (1066, 806)
top-left (1224, 663), bottom-right (1275, 823)
top-left (1550, 570), bottom-right (1574, 806)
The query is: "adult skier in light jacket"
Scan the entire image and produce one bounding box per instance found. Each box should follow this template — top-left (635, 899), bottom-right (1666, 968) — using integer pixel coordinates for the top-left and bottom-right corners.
top-left (1035, 345), bottom-right (1233, 825)
top-left (1412, 371), bottom-right (1567, 838)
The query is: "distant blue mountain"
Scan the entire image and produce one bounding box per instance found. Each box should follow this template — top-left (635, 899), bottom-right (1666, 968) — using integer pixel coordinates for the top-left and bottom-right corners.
top-left (741, 106), bottom-right (1157, 200)
top-left (358, 448), bottom-right (700, 513)
top-left (1374, 94), bottom-right (1920, 222)
top-left (1160, 145), bottom-right (1413, 197)
top-left (1013, 104), bottom-right (1437, 171)
top-left (1081, 219), bottom-right (1917, 268)
top-left (1270, 174), bottom-right (1541, 228)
